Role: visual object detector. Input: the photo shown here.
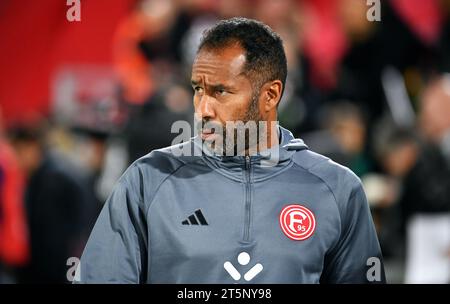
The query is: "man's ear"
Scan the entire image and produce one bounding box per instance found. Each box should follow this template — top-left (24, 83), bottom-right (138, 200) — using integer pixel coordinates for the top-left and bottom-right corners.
top-left (262, 80), bottom-right (283, 112)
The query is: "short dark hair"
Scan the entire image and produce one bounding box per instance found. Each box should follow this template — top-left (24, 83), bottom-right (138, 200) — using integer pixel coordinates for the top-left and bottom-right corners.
top-left (198, 17), bottom-right (287, 97)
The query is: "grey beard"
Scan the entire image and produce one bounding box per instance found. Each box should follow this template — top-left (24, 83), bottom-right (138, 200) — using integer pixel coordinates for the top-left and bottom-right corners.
top-left (197, 91), bottom-right (265, 156)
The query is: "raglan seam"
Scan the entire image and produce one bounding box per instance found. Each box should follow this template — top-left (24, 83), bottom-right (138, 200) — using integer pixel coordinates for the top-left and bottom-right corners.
top-left (143, 160), bottom-right (190, 217)
top-left (291, 159), bottom-right (343, 250)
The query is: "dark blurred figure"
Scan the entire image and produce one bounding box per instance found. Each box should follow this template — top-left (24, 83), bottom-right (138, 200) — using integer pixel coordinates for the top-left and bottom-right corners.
top-left (439, 0), bottom-right (450, 72)
top-left (298, 0), bottom-right (447, 132)
top-left (125, 84), bottom-right (193, 163)
top-left (69, 127), bottom-right (110, 220)
top-left (303, 101), bottom-right (373, 177)
top-left (298, 0), bottom-right (383, 130)
top-left (374, 123), bottom-right (450, 256)
top-left (419, 74), bottom-right (450, 165)
top-left (8, 121), bottom-right (93, 283)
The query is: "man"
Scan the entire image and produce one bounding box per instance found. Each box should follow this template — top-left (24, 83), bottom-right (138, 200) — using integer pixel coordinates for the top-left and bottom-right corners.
top-left (9, 122), bottom-right (93, 283)
top-left (77, 18), bottom-right (385, 283)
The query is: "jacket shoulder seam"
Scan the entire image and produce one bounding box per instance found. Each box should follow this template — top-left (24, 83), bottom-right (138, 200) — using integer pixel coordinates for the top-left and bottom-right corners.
top-left (291, 159), bottom-right (340, 211)
top-left (143, 157), bottom-right (201, 216)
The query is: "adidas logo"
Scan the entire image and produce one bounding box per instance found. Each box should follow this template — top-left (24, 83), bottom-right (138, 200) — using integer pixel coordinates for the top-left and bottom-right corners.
top-left (181, 209), bottom-right (208, 226)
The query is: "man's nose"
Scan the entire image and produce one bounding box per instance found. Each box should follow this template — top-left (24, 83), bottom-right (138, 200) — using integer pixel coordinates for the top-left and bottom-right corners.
top-left (196, 94), bottom-right (215, 120)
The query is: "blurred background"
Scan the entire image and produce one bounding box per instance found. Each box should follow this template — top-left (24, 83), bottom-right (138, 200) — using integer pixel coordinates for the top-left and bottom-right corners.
top-left (1, 0), bottom-right (450, 284)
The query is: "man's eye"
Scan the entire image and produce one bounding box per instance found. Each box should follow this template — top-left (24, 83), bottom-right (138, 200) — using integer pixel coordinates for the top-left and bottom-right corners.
top-left (194, 87), bottom-right (203, 93)
top-left (216, 89), bottom-right (226, 96)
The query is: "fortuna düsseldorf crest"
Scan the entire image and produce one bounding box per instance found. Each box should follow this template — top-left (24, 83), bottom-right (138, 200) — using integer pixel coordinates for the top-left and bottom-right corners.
top-left (279, 204), bottom-right (316, 241)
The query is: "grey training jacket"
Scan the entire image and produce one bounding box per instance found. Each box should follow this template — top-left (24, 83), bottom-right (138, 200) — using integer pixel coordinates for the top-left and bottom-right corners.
top-left (75, 126), bottom-right (385, 284)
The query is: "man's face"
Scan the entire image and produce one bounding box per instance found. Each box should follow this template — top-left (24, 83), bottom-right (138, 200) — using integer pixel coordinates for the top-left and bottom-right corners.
top-left (191, 44), bottom-right (263, 154)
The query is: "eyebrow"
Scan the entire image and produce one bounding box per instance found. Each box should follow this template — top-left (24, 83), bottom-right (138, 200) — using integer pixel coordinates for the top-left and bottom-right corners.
top-left (190, 80), bottom-right (233, 91)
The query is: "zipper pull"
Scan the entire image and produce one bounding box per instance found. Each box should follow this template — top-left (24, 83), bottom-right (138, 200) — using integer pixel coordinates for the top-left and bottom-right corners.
top-left (245, 155), bottom-right (250, 169)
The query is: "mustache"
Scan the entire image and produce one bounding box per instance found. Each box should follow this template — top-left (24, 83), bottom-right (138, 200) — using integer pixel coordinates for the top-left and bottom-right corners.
top-left (194, 118), bottom-right (224, 133)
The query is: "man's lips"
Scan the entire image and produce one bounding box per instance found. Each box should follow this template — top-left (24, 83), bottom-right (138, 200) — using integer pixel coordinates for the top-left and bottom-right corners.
top-left (200, 129), bottom-right (220, 140)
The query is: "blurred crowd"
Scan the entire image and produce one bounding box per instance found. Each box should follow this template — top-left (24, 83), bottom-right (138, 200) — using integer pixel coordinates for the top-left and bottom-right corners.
top-left (1, 0), bottom-right (450, 283)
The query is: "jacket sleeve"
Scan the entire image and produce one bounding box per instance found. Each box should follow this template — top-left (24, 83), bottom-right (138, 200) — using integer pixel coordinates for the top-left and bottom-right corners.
top-left (74, 164), bottom-right (148, 283)
top-left (320, 181), bottom-right (386, 284)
